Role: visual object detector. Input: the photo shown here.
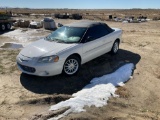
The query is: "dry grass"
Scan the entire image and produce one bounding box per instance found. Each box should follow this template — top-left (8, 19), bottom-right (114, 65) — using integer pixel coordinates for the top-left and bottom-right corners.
top-left (0, 49), bottom-right (19, 74)
top-left (115, 87), bottom-right (130, 98)
top-left (0, 15), bottom-right (160, 120)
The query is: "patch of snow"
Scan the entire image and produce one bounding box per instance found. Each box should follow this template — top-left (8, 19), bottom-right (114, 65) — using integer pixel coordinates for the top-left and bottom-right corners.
top-left (2, 29), bottom-right (46, 45)
top-left (49, 63), bottom-right (134, 120)
top-left (122, 21), bottom-right (128, 23)
top-left (0, 42), bottom-right (24, 49)
top-left (146, 19), bottom-right (151, 21)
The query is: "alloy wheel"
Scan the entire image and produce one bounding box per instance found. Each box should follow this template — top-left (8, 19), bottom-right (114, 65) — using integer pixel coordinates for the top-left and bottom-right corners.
top-left (64, 59), bottom-right (79, 75)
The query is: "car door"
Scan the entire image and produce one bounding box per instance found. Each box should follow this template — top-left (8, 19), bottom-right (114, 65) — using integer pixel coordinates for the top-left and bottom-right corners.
top-left (82, 25), bottom-right (107, 64)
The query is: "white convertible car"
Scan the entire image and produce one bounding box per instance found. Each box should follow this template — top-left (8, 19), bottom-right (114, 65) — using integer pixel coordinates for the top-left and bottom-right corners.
top-left (16, 21), bottom-right (122, 76)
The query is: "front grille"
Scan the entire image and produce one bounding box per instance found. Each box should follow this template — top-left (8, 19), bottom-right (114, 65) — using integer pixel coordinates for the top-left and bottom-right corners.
top-left (17, 63), bottom-right (36, 73)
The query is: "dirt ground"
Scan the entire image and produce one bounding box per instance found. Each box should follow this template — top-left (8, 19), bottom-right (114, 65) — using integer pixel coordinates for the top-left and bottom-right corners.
top-left (0, 18), bottom-right (160, 120)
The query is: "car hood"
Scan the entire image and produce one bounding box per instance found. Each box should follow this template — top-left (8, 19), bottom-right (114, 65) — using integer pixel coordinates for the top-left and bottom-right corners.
top-left (20, 39), bottom-right (78, 58)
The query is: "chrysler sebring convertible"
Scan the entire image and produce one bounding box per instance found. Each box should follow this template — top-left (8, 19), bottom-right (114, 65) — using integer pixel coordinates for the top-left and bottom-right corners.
top-left (16, 21), bottom-right (122, 76)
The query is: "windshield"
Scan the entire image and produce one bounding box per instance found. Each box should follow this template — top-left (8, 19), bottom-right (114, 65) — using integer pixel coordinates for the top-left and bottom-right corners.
top-left (45, 26), bottom-right (87, 43)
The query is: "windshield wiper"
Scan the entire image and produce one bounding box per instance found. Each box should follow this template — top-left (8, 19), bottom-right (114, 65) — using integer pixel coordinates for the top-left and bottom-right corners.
top-left (57, 40), bottom-right (67, 43)
top-left (46, 37), bottom-right (60, 42)
top-left (45, 36), bottom-right (56, 41)
top-left (46, 37), bottom-right (73, 44)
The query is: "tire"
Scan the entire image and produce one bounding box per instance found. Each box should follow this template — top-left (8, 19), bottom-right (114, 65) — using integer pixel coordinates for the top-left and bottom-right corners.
top-left (0, 24), bottom-right (6, 31)
top-left (63, 56), bottom-right (81, 76)
top-left (5, 23), bottom-right (11, 30)
top-left (110, 40), bottom-right (119, 55)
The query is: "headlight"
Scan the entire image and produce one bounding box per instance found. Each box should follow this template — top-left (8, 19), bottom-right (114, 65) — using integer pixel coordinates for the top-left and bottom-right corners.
top-left (37, 55), bottom-right (59, 63)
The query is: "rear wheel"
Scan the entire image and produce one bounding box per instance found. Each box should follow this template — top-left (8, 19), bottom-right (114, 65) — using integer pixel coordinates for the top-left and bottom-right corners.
top-left (5, 23), bottom-right (11, 30)
top-left (0, 24), bottom-right (6, 31)
top-left (111, 40), bottom-right (119, 54)
top-left (63, 56), bottom-right (80, 76)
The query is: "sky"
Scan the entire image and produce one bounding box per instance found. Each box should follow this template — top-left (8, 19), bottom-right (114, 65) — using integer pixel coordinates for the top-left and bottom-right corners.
top-left (0, 0), bottom-right (160, 9)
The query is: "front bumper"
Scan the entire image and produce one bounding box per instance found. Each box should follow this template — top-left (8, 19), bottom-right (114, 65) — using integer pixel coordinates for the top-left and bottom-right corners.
top-left (16, 55), bottom-right (64, 76)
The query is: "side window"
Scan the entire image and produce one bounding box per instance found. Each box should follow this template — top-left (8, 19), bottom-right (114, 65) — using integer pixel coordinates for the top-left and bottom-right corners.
top-left (83, 24), bottom-right (113, 43)
top-left (83, 26), bottom-right (98, 42)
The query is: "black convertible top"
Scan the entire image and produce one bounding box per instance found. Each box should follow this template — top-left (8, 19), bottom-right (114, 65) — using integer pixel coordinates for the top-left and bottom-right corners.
top-left (65, 21), bottom-right (103, 28)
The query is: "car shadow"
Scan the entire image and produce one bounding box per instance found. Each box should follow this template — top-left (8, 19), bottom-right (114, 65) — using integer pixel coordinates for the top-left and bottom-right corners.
top-left (20, 49), bottom-right (141, 95)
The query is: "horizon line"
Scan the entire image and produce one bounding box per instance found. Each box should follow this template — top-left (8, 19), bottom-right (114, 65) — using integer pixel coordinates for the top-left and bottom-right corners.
top-left (0, 7), bottom-right (160, 10)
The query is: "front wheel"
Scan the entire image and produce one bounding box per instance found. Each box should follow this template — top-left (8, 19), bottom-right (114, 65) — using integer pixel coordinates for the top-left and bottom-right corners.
top-left (63, 56), bottom-right (80, 76)
top-left (110, 40), bottom-right (119, 54)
